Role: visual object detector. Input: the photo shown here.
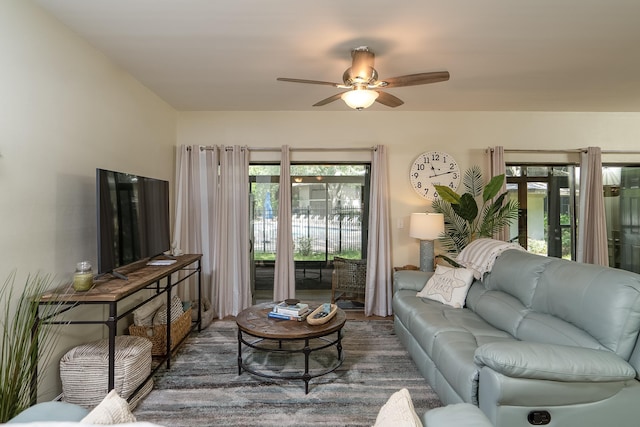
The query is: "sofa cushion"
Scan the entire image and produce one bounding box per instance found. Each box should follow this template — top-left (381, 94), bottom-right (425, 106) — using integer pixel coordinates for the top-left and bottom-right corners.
top-left (475, 341), bottom-right (637, 382)
top-left (517, 312), bottom-right (605, 350)
top-left (476, 249), bottom-right (551, 308)
top-left (417, 265), bottom-right (474, 308)
top-left (531, 258), bottom-right (640, 359)
top-left (468, 289), bottom-right (528, 338)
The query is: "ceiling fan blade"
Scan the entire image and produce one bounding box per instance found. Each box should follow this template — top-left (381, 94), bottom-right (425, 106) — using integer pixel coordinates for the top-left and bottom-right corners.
top-left (382, 71), bottom-right (450, 88)
top-left (313, 92), bottom-right (345, 107)
top-left (375, 91), bottom-right (404, 108)
top-left (277, 77), bottom-right (341, 87)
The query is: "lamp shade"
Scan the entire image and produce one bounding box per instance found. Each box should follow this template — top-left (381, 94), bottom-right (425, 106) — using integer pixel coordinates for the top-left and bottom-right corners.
top-left (341, 89), bottom-right (379, 109)
top-left (409, 213), bottom-right (444, 240)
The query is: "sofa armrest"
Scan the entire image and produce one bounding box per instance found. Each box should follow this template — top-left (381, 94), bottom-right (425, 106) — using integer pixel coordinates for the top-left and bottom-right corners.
top-left (393, 270), bottom-right (432, 293)
top-left (474, 341), bottom-right (636, 382)
top-left (6, 401), bottom-right (89, 423)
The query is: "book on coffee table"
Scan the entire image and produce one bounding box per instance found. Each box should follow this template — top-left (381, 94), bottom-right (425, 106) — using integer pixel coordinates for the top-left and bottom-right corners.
top-left (274, 301), bottom-right (310, 317)
top-left (268, 310), bottom-right (310, 321)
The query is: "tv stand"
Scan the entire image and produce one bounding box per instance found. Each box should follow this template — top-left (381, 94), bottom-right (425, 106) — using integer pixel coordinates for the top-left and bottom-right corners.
top-left (33, 254), bottom-right (202, 404)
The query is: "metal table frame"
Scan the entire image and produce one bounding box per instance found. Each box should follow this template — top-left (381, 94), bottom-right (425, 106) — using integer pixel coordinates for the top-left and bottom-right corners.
top-left (32, 254), bottom-right (202, 403)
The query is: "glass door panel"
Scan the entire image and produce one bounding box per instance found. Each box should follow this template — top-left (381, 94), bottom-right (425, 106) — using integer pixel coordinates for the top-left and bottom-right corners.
top-left (507, 165), bottom-right (576, 259)
top-left (250, 163), bottom-right (369, 301)
top-left (604, 166), bottom-right (640, 273)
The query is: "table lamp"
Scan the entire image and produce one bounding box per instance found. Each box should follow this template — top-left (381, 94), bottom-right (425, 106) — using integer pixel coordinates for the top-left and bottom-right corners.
top-left (409, 213), bottom-right (445, 272)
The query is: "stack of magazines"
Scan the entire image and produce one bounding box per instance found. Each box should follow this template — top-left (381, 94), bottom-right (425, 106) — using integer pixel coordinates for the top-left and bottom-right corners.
top-left (268, 301), bottom-right (310, 321)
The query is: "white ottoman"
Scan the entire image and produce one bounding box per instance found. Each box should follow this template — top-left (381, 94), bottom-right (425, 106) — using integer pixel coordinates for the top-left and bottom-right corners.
top-left (60, 335), bottom-right (153, 409)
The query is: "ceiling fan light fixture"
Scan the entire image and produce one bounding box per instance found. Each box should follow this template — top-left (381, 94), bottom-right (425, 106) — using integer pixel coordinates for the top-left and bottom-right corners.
top-left (341, 89), bottom-right (379, 110)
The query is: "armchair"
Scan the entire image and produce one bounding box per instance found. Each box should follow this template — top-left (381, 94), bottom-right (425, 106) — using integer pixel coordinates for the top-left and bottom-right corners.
top-left (331, 257), bottom-right (366, 304)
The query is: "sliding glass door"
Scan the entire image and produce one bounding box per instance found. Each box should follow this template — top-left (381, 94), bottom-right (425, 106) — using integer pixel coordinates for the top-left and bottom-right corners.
top-left (506, 165), bottom-right (576, 259)
top-left (603, 166), bottom-right (640, 273)
top-left (249, 163), bottom-right (370, 300)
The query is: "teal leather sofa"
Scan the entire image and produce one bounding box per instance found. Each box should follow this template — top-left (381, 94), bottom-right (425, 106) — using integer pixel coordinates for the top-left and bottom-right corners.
top-left (393, 249), bottom-right (640, 427)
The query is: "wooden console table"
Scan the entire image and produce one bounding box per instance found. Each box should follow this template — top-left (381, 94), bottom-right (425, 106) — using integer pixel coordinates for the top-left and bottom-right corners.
top-left (34, 254), bottom-right (202, 402)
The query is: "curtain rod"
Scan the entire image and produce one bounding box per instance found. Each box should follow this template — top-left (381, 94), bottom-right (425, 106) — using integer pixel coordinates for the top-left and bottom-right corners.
top-left (487, 148), bottom-right (640, 155)
top-left (189, 146), bottom-right (376, 152)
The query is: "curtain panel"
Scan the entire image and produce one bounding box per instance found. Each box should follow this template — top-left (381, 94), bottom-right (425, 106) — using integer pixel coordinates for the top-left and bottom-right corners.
top-left (577, 147), bottom-right (609, 266)
top-left (173, 145), bottom-right (251, 319)
top-left (273, 145), bottom-right (295, 301)
top-left (365, 145), bottom-right (393, 317)
top-left (488, 146), bottom-right (510, 242)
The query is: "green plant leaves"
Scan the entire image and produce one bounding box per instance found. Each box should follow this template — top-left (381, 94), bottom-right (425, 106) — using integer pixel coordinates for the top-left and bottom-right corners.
top-left (434, 185), bottom-right (460, 203)
top-left (452, 193), bottom-right (479, 222)
top-left (463, 165), bottom-right (484, 197)
top-left (432, 166), bottom-right (518, 256)
top-left (483, 174), bottom-right (506, 202)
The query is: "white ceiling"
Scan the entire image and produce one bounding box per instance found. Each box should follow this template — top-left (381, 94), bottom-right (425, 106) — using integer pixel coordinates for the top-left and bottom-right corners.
top-left (34, 0), bottom-right (640, 112)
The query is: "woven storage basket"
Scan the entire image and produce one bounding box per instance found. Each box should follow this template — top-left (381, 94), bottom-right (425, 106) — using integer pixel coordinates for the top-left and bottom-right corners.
top-left (129, 307), bottom-right (192, 356)
top-left (191, 297), bottom-right (214, 329)
top-left (60, 335), bottom-right (152, 409)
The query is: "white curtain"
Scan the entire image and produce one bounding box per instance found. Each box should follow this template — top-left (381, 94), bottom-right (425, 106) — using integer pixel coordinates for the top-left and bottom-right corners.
top-left (173, 145), bottom-right (251, 320)
top-left (488, 146), bottom-right (510, 242)
top-left (365, 145), bottom-right (393, 317)
top-left (173, 145), bottom-right (219, 311)
top-left (216, 146), bottom-right (252, 316)
top-left (577, 147), bottom-right (609, 266)
top-left (273, 145), bottom-right (295, 301)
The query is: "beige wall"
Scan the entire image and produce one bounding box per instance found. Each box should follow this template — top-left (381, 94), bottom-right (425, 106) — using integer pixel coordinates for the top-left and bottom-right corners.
top-left (0, 1), bottom-right (177, 400)
top-left (178, 111), bottom-right (640, 267)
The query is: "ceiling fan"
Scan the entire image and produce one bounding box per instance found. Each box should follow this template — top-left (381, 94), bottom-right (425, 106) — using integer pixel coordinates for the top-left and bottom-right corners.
top-left (277, 46), bottom-right (450, 110)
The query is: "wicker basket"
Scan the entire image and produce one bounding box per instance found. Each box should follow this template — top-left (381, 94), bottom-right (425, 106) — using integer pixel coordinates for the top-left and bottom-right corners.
top-left (191, 297), bottom-right (214, 329)
top-left (129, 307), bottom-right (192, 356)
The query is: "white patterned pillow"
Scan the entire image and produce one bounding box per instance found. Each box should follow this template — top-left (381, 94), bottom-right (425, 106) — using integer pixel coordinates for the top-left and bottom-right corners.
top-left (416, 265), bottom-right (474, 308)
top-left (373, 388), bottom-right (423, 427)
top-left (152, 295), bottom-right (184, 325)
top-left (80, 389), bottom-right (136, 424)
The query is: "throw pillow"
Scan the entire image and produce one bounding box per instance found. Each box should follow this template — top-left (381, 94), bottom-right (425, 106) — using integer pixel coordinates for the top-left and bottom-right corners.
top-left (132, 297), bottom-right (164, 327)
top-left (152, 295), bottom-right (184, 325)
top-left (373, 388), bottom-right (423, 427)
top-left (80, 389), bottom-right (136, 424)
top-left (416, 265), bottom-right (474, 308)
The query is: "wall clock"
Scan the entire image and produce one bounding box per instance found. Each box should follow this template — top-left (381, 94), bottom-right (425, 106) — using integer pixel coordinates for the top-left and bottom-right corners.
top-left (410, 151), bottom-right (461, 200)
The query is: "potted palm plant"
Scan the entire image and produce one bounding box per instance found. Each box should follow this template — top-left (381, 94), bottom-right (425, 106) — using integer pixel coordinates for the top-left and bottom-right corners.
top-left (0, 272), bottom-right (63, 422)
top-left (432, 165), bottom-right (518, 266)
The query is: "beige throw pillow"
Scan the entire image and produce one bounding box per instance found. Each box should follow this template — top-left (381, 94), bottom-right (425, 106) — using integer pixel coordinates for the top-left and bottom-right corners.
top-left (80, 389), bottom-right (136, 424)
top-left (132, 297), bottom-right (164, 327)
top-left (373, 388), bottom-right (423, 427)
top-left (152, 295), bottom-right (184, 325)
top-left (416, 265), bottom-right (474, 308)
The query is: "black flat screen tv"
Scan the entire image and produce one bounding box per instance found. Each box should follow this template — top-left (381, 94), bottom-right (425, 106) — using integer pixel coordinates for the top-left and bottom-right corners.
top-left (96, 168), bottom-right (170, 275)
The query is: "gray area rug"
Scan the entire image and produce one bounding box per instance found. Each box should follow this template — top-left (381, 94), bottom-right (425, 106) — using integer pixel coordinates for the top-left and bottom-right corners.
top-left (133, 319), bottom-right (441, 426)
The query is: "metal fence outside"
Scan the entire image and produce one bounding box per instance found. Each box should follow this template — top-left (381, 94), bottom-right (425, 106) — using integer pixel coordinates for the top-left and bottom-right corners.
top-left (253, 206), bottom-right (363, 260)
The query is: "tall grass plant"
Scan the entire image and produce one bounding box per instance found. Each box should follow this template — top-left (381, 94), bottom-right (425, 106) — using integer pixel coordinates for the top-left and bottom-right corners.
top-left (0, 272), bottom-right (63, 422)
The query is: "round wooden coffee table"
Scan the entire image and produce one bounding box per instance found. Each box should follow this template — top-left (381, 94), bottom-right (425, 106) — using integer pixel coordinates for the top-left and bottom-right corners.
top-left (236, 302), bottom-right (346, 394)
